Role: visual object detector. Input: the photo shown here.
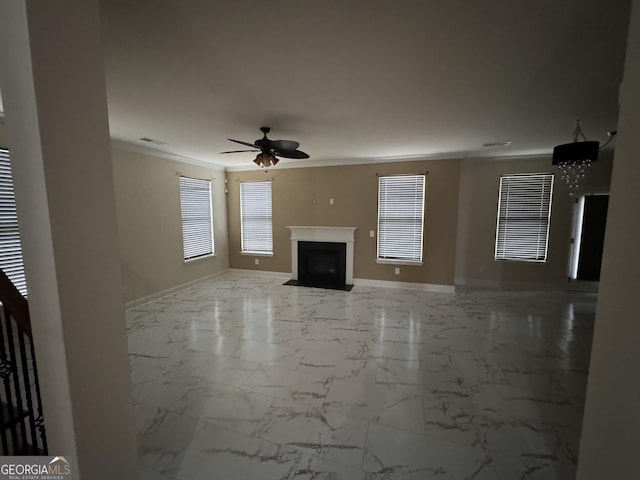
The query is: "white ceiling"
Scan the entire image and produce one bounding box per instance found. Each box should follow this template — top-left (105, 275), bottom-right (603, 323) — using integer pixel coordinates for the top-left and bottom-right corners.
top-left (99, 0), bottom-right (631, 170)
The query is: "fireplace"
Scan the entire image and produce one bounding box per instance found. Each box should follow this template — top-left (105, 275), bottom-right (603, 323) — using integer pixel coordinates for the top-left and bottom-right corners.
top-left (285, 226), bottom-right (356, 291)
top-left (298, 241), bottom-right (346, 288)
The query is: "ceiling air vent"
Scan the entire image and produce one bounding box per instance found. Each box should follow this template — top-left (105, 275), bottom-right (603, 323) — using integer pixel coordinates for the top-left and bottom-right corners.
top-left (139, 137), bottom-right (167, 145)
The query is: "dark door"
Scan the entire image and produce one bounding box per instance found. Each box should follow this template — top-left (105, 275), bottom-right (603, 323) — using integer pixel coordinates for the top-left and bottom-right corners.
top-left (577, 195), bottom-right (609, 281)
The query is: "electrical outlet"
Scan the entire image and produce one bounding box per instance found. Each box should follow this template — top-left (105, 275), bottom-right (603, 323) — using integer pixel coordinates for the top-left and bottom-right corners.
top-left (369, 230), bottom-right (375, 238)
top-left (255, 258), bottom-right (259, 265)
top-left (395, 267), bottom-right (400, 275)
top-left (329, 198), bottom-right (334, 205)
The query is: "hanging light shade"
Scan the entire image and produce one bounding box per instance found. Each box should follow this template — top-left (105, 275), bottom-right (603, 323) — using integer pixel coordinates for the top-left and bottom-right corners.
top-left (552, 121), bottom-right (599, 195)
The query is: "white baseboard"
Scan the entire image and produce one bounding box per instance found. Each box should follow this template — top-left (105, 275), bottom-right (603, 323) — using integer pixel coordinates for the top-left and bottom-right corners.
top-left (454, 278), bottom-right (502, 289)
top-left (227, 268), bottom-right (291, 279)
top-left (125, 270), bottom-right (228, 309)
top-left (353, 278), bottom-right (455, 293)
top-left (230, 269), bottom-right (456, 293)
top-left (126, 270), bottom-right (457, 308)
top-left (455, 277), bottom-right (567, 290)
top-left (567, 280), bottom-right (599, 293)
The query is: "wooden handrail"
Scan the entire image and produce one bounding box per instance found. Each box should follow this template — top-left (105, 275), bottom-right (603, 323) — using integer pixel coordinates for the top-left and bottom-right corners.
top-left (0, 269), bottom-right (31, 337)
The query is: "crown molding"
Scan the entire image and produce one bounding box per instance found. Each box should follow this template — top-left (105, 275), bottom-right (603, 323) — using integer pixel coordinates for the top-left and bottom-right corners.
top-left (224, 151), bottom-right (465, 172)
top-left (110, 139), bottom-right (226, 171)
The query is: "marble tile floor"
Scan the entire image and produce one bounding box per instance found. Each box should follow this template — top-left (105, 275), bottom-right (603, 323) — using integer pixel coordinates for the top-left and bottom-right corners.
top-left (128, 272), bottom-right (596, 480)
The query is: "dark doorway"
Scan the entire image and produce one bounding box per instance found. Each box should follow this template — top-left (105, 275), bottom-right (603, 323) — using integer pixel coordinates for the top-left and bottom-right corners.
top-left (577, 195), bottom-right (609, 282)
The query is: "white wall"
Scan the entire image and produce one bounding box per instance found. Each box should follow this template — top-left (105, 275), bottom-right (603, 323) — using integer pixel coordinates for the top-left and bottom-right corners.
top-left (577, 1), bottom-right (640, 478)
top-left (0, 1), bottom-right (138, 477)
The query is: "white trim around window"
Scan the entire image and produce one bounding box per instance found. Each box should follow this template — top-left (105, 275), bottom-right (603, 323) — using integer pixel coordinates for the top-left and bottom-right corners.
top-left (0, 147), bottom-right (28, 296)
top-left (179, 176), bottom-right (214, 261)
top-left (240, 181), bottom-right (273, 255)
top-left (377, 174), bottom-right (426, 264)
top-left (495, 173), bottom-right (554, 262)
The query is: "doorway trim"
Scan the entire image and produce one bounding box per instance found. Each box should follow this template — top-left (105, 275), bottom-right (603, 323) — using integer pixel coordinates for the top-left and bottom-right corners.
top-left (568, 189), bottom-right (609, 292)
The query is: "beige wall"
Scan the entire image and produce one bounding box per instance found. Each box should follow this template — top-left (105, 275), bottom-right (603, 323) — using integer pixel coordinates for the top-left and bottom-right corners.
top-left (578, 1), bottom-right (640, 478)
top-left (0, 126), bottom-right (230, 303)
top-left (455, 153), bottom-right (613, 288)
top-left (2, 122), bottom-right (616, 294)
top-left (112, 146), bottom-right (229, 303)
top-left (226, 159), bottom-right (461, 286)
top-left (0, 121), bottom-right (8, 145)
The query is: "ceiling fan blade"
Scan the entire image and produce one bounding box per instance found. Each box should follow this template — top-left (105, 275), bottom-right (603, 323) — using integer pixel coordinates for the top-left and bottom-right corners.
top-left (270, 139), bottom-right (300, 150)
top-left (228, 138), bottom-right (260, 149)
top-left (220, 149), bottom-right (260, 154)
top-left (273, 149), bottom-right (309, 159)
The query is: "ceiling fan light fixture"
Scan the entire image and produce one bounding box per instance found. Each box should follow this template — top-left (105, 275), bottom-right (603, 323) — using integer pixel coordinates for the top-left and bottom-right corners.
top-left (253, 152), bottom-right (279, 168)
top-left (222, 127), bottom-right (309, 167)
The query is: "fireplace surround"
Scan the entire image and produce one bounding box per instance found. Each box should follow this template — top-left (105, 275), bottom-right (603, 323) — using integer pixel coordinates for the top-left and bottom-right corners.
top-left (286, 226), bottom-right (356, 290)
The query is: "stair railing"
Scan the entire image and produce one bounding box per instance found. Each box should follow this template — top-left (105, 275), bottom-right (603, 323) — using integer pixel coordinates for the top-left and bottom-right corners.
top-left (0, 269), bottom-right (47, 455)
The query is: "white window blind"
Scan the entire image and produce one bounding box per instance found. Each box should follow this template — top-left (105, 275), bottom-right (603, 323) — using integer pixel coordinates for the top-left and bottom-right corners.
top-left (495, 173), bottom-right (554, 262)
top-left (179, 176), bottom-right (214, 260)
top-left (240, 181), bottom-right (273, 254)
top-left (0, 147), bottom-right (27, 296)
top-left (377, 174), bottom-right (426, 262)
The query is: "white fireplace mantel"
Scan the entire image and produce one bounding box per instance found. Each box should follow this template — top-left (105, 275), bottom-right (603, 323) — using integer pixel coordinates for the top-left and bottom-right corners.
top-left (286, 226), bottom-right (357, 284)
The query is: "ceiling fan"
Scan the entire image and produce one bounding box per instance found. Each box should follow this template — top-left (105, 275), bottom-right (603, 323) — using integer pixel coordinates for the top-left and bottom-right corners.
top-left (221, 127), bottom-right (309, 167)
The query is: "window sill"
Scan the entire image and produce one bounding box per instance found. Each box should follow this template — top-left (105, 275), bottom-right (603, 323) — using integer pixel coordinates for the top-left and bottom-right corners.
top-left (240, 251), bottom-right (274, 257)
top-left (495, 258), bottom-right (547, 264)
top-left (184, 253), bottom-right (215, 263)
top-left (376, 259), bottom-right (423, 266)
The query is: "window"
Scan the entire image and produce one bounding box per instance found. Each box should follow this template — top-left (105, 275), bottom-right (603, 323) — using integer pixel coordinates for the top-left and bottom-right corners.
top-left (495, 173), bottom-right (554, 262)
top-left (179, 176), bottom-right (214, 260)
top-left (0, 147), bottom-right (27, 296)
top-left (240, 181), bottom-right (273, 254)
top-left (377, 174), bottom-right (426, 263)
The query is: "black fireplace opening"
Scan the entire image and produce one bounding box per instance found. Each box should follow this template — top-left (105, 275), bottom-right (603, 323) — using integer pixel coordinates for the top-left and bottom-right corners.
top-left (285, 241), bottom-right (352, 291)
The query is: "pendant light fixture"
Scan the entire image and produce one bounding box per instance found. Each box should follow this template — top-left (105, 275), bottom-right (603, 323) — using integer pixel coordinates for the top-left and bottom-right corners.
top-left (552, 120), bottom-right (616, 195)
